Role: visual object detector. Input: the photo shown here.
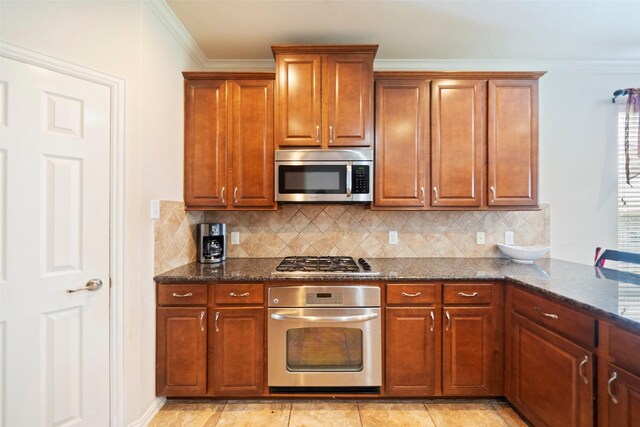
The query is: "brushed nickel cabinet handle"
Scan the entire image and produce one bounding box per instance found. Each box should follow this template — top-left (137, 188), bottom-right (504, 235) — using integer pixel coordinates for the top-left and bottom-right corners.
top-left (233, 187), bottom-right (238, 204)
top-left (430, 310), bottom-right (435, 332)
top-left (221, 187), bottom-right (226, 204)
top-left (420, 186), bottom-right (425, 204)
top-left (445, 310), bottom-right (451, 331)
top-left (534, 306), bottom-right (559, 319)
top-left (329, 125), bottom-right (334, 144)
top-left (401, 292), bottom-right (422, 297)
top-left (608, 371), bottom-right (618, 404)
top-left (229, 292), bottom-right (250, 297)
top-left (172, 292), bottom-right (193, 298)
top-left (199, 311), bottom-right (205, 332)
top-left (316, 125), bottom-right (320, 143)
top-left (215, 311), bottom-right (220, 332)
top-left (458, 292), bottom-right (478, 297)
top-left (490, 185), bottom-right (496, 202)
top-left (578, 355), bottom-right (589, 384)
top-left (433, 186), bottom-right (439, 203)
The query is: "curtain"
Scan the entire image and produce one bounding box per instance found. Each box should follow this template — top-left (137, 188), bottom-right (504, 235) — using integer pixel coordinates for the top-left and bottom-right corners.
top-left (624, 88), bottom-right (640, 185)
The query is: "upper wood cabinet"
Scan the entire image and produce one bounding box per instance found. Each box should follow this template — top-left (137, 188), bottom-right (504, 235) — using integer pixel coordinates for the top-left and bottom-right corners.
top-left (374, 72), bottom-right (544, 210)
top-left (273, 45), bottom-right (377, 148)
top-left (374, 79), bottom-right (430, 208)
top-left (487, 80), bottom-right (539, 206)
top-left (183, 73), bottom-right (275, 210)
top-left (431, 79), bottom-right (486, 208)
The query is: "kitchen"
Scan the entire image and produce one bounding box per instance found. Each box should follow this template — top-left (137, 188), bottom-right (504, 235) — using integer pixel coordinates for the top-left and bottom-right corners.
top-left (1, 1), bottom-right (639, 426)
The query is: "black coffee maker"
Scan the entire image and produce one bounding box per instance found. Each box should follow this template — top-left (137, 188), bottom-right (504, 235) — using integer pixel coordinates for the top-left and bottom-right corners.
top-left (198, 223), bottom-right (226, 264)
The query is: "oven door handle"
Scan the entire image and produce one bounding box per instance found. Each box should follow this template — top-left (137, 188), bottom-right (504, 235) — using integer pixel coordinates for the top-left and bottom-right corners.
top-left (270, 313), bottom-right (378, 323)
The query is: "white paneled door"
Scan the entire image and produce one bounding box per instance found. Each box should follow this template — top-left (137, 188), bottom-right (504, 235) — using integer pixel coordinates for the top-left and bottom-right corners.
top-left (0, 57), bottom-right (110, 426)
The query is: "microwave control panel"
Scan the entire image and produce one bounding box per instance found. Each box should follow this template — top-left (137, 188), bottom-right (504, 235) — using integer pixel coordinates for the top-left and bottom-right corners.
top-left (352, 165), bottom-right (370, 194)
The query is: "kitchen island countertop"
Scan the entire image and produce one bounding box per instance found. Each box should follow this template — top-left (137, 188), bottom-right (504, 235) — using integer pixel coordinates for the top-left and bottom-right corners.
top-left (154, 257), bottom-right (640, 332)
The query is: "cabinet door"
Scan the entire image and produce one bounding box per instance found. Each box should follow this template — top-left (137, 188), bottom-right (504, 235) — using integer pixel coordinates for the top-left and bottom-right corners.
top-left (488, 80), bottom-right (538, 206)
top-left (385, 307), bottom-right (437, 396)
top-left (442, 306), bottom-right (494, 396)
top-left (184, 79), bottom-right (228, 208)
top-left (230, 80), bottom-right (275, 207)
top-left (431, 79), bottom-right (485, 207)
top-left (212, 307), bottom-right (264, 396)
top-left (374, 80), bottom-right (429, 208)
top-left (275, 54), bottom-right (322, 147)
top-left (509, 312), bottom-right (594, 427)
top-left (326, 54), bottom-right (373, 147)
top-left (156, 307), bottom-right (207, 396)
top-left (606, 364), bottom-right (640, 427)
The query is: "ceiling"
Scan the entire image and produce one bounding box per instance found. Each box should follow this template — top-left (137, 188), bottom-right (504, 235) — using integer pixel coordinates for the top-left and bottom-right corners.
top-left (166, 0), bottom-right (640, 62)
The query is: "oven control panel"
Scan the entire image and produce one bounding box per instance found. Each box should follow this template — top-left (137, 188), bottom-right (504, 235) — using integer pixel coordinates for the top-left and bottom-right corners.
top-left (306, 292), bottom-right (343, 305)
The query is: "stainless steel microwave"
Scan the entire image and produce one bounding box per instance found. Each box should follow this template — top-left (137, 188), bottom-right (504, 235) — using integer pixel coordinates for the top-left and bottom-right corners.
top-left (275, 149), bottom-right (373, 203)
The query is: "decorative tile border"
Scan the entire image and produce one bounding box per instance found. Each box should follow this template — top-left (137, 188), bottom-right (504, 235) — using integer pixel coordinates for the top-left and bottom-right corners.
top-left (154, 201), bottom-right (550, 273)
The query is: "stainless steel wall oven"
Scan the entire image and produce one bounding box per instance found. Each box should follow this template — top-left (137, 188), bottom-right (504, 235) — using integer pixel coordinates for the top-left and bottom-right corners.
top-left (267, 285), bottom-right (382, 393)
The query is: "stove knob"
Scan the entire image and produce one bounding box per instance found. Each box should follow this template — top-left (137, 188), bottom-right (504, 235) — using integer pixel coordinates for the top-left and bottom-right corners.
top-left (273, 298), bottom-right (279, 305)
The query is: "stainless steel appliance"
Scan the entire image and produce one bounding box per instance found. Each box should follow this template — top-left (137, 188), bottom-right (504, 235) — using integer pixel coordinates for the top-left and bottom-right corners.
top-left (271, 256), bottom-right (379, 277)
top-left (268, 285), bottom-right (382, 392)
top-left (197, 223), bottom-right (226, 264)
top-left (275, 149), bottom-right (373, 203)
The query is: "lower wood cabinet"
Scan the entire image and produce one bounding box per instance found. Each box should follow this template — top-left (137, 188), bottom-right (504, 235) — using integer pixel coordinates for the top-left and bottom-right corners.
top-left (508, 312), bottom-right (594, 427)
top-left (442, 306), bottom-right (494, 395)
top-left (603, 364), bottom-right (640, 426)
top-left (385, 307), bottom-right (437, 396)
top-left (211, 307), bottom-right (264, 396)
top-left (156, 307), bottom-right (207, 396)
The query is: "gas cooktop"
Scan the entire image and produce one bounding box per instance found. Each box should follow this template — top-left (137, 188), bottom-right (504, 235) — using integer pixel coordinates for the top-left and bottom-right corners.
top-left (272, 256), bottom-right (380, 277)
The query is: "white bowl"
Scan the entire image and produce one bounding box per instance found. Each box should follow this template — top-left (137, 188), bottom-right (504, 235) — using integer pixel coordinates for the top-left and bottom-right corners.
top-left (497, 243), bottom-right (550, 264)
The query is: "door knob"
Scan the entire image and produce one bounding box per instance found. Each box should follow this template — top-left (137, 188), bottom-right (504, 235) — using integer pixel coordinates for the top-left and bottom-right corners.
top-left (67, 278), bottom-right (103, 293)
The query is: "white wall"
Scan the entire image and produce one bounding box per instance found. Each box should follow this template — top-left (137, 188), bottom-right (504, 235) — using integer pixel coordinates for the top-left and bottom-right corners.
top-left (539, 72), bottom-right (632, 264)
top-left (0, 1), bottom-right (198, 424)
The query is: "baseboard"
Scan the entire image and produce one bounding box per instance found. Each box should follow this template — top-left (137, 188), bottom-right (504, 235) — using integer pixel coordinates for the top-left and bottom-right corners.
top-left (127, 397), bottom-right (166, 427)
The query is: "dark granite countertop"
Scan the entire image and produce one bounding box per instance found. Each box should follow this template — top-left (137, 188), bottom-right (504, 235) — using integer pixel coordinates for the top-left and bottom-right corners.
top-left (154, 257), bottom-right (640, 333)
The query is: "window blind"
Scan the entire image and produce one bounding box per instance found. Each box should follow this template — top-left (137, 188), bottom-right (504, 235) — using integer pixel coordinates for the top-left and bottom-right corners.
top-left (617, 103), bottom-right (640, 317)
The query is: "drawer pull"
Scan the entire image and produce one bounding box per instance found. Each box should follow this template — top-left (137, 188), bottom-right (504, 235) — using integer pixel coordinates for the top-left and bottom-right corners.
top-left (429, 310), bottom-right (435, 332)
top-left (534, 306), bottom-right (558, 319)
top-left (401, 292), bottom-right (422, 297)
top-left (229, 292), bottom-right (250, 297)
top-left (608, 371), bottom-right (618, 404)
top-left (458, 292), bottom-right (478, 297)
top-left (199, 311), bottom-right (205, 332)
top-left (578, 355), bottom-right (589, 384)
top-left (445, 310), bottom-right (451, 331)
top-left (172, 292), bottom-right (193, 298)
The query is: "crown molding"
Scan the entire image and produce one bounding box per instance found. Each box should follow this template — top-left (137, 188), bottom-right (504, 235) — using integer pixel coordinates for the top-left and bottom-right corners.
top-left (147, 1), bottom-right (640, 74)
top-left (373, 59), bottom-right (640, 74)
top-left (144, 0), bottom-right (207, 69)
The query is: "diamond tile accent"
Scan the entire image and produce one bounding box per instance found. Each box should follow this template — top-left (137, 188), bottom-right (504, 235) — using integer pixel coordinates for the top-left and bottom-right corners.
top-left (154, 202), bottom-right (551, 272)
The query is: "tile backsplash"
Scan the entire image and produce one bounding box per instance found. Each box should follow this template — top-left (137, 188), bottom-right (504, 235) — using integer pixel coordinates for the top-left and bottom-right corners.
top-left (154, 201), bottom-right (550, 275)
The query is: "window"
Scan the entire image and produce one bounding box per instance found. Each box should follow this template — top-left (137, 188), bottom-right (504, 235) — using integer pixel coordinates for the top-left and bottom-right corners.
top-left (617, 102), bottom-right (640, 318)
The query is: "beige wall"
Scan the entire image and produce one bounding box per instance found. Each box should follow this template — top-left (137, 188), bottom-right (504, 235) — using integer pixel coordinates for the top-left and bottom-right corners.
top-left (154, 201), bottom-right (550, 275)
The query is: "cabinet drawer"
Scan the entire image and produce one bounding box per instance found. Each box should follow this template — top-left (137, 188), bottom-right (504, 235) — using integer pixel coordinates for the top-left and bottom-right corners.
top-left (608, 324), bottom-right (640, 375)
top-left (158, 284), bottom-right (207, 306)
top-left (444, 283), bottom-right (493, 305)
top-left (215, 284), bottom-right (263, 305)
top-left (510, 288), bottom-right (595, 348)
top-left (387, 284), bottom-right (437, 305)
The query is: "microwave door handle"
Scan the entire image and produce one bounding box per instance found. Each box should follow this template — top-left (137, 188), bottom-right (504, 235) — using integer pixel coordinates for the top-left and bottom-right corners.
top-left (346, 162), bottom-right (352, 198)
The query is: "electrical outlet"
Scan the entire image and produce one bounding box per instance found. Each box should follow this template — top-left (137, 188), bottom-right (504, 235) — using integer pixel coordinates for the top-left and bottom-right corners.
top-left (476, 231), bottom-right (486, 245)
top-left (150, 200), bottom-right (160, 220)
top-left (505, 230), bottom-right (514, 245)
top-left (231, 231), bottom-right (240, 245)
top-left (389, 230), bottom-right (398, 245)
